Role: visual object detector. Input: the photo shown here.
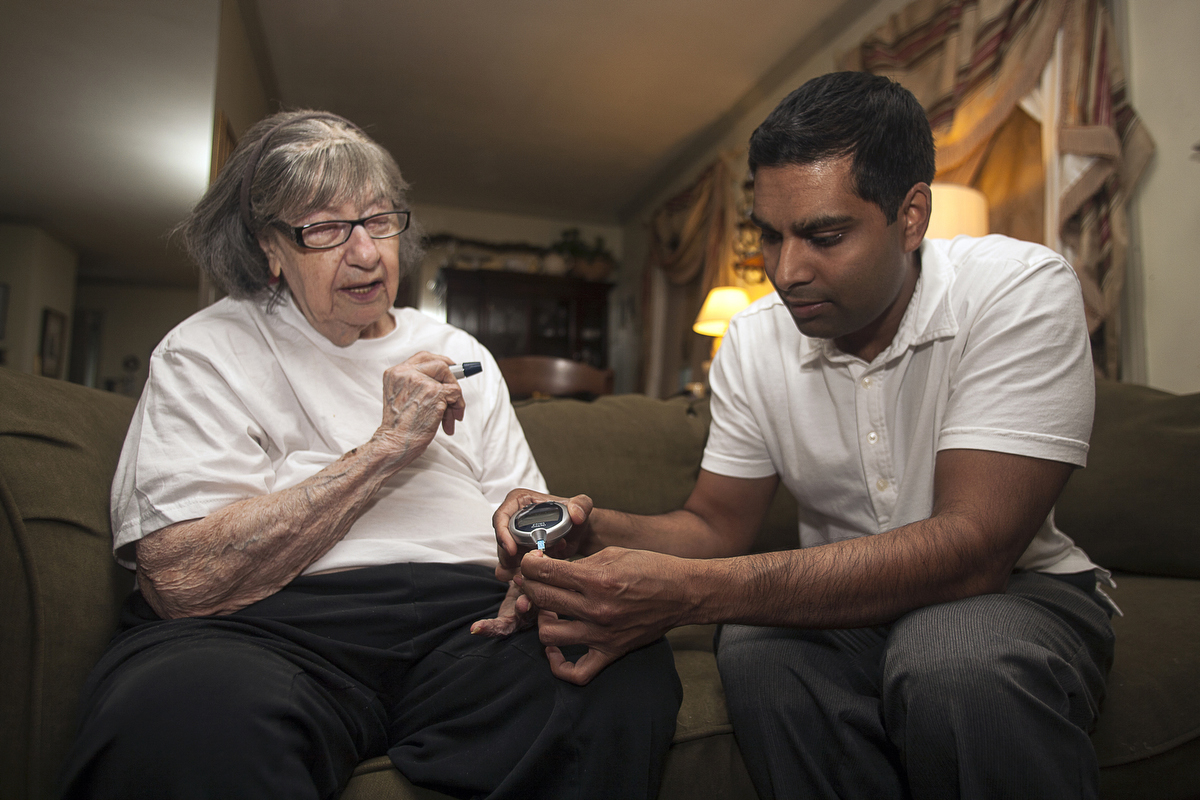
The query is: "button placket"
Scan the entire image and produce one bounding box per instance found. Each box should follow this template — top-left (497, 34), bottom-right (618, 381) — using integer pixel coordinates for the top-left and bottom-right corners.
top-left (857, 368), bottom-right (897, 527)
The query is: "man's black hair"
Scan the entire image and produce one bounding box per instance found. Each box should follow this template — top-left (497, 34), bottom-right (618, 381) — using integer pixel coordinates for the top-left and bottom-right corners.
top-left (749, 71), bottom-right (936, 224)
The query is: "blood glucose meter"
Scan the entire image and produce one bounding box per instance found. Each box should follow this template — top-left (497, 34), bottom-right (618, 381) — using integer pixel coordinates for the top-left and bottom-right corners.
top-left (509, 500), bottom-right (572, 551)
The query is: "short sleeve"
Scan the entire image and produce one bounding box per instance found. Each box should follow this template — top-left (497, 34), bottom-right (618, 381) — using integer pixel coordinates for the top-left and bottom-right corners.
top-left (701, 324), bottom-right (778, 480)
top-left (938, 256), bottom-right (1094, 466)
top-left (110, 346), bottom-right (276, 567)
top-left (472, 348), bottom-right (547, 502)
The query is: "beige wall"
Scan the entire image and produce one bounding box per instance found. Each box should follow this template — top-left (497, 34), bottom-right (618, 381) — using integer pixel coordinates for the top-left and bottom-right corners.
top-left (1124, 0), bottom-right (1200, 394)
top-left (51, 0), bottom-right (264, 396)
top-left (74, 282), bottom-right (200, 397)
top-left (0, 224), bottom-right (77, 376)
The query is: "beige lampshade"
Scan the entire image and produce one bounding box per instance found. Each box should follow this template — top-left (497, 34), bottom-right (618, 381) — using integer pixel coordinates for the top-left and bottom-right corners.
top-left (926, 183), bottom-right (989, 239)
top-left (693, 287), bottom-right (751, 337)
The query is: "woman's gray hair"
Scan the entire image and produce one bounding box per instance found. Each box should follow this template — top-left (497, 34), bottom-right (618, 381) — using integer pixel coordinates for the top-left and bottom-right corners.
top-left (177, 109), bottom-right (423, 303)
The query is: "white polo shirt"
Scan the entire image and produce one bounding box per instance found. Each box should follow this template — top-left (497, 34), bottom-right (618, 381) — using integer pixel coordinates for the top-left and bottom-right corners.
top-left (703, 234), bottom-right (1105, 578)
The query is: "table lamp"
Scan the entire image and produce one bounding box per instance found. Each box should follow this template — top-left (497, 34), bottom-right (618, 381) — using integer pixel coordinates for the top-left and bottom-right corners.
top-left (693, 286), bottom-right (751, 356)
top-left (926, 183), bottom-right (989, 239)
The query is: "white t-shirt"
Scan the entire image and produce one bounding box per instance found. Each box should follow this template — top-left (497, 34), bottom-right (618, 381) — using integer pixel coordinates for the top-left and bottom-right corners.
top-left (703, 234), bottom-right (1106, 579)
top-left (111, 294), bottom-right (546, 573)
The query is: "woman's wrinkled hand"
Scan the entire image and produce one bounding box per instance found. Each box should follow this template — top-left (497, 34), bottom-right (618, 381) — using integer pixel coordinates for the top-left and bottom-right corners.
top-left (371, 352), bottom-right (465, 471)
top-left (469, 578), bottom-right (537, 638)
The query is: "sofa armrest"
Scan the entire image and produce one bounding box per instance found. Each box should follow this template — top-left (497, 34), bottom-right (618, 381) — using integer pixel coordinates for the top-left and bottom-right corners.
top-left (0, 368), bottom-right (137, 799)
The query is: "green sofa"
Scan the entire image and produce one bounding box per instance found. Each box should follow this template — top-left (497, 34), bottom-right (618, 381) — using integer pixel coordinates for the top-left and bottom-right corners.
top-left (2, 366), bottom-right (1197, 799)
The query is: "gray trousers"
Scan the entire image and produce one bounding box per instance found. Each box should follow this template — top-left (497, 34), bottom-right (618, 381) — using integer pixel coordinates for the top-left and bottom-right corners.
top-left (716, 572), bottom-right (1115, 800)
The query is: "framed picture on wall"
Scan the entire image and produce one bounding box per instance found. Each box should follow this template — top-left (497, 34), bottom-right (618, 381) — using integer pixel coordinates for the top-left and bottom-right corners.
top-left (40, 308), bottom-right (67, 378)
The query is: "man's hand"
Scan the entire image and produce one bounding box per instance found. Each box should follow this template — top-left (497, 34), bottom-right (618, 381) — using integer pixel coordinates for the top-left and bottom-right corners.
top-left (370, 352), bottom-right (466, 473)
top-left (493, 488), bottom-right (593, 581)
top-left (516, 548), bottom-right (695, 685)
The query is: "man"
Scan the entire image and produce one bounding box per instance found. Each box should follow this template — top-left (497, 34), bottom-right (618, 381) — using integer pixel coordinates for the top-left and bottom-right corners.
top-left (496, 72), bottom-right (1115, 799)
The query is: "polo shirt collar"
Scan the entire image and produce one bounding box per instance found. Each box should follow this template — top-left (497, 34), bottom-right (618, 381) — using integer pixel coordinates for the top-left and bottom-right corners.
top-left (800, 238), bottom-right (959, 366)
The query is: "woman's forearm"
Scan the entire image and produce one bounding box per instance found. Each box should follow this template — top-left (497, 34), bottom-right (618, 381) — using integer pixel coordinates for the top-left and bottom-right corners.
top-left (135, 435), bottom-right (406, 619)
top-left (136, 353), bottom-right (466, 619)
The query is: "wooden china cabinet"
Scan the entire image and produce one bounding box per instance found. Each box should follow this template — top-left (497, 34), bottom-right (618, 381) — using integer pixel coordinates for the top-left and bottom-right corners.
top-left (440, 268), bottom-right (611, 368)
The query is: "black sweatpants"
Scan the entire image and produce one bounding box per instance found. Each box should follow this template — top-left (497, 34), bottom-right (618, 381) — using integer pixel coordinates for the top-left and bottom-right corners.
top-left (59, 563), bottom-right (681, 800)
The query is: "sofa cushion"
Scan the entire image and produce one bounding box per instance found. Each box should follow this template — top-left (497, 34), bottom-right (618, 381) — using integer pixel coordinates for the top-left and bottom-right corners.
top-left (1056, 380), bottom-right (1200, 579)
top-left (1092, 574), bottom-right (1200, 797)
top-left (0, 368), bottom-right (137, 800)
top-left (514, 394), bottom-right (712, 515)
top-left (514, 394), bottom-right (797, 553)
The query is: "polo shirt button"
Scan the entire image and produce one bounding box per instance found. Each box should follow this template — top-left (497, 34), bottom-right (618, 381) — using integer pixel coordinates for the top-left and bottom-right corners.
top-left (867, 431), bottom-right (878, 443)
top-left (861, 377), bottom-right (872, 388)
top-left (876, 478), bottom-right (889, 491)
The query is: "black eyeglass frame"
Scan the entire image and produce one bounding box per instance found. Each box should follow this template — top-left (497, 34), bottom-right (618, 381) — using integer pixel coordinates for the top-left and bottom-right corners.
top-left (275, 210), bottom-right (411, 250)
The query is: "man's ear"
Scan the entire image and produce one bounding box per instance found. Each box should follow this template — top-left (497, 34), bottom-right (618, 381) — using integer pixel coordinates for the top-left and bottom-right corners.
top-left (258, 233), bottom-right (283, 279)
top-left (900, 182), bottom-right (932, 253)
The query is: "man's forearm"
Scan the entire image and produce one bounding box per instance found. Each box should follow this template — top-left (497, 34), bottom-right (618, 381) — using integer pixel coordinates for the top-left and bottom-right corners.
top-left (580, 470), bottom-right (779, 559)
top-left (582, 507), bottom-right (749, 559)
top-left (683, 512), bottom-right (1016, 630)
top-left (665, 450), bottom-right (1060, 630)
top-left (136, 435), bottom-right (408, 619)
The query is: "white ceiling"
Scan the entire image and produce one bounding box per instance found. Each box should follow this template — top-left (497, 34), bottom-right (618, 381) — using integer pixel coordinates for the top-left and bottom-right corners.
top-left (0, 0), bottom-right (869, 288)
top-left (0, 0), bottom-right (221, 287)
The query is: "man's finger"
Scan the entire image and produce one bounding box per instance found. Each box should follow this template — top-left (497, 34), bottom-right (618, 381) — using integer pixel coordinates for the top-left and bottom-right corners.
top-left (545, 645), bottom-right (568, 674)
top-left (543, 538), bottom-right (572, 560)
top-left (520, 551), bottom-right (593, 594)
top-left (496, 524), bottom-right (520, 558)
top-left (535, 611), bottom-right (593, 647)
top-left (566, 494), bottom-right (594, 525)
top-left (520, 572), bottom-right (595, 620)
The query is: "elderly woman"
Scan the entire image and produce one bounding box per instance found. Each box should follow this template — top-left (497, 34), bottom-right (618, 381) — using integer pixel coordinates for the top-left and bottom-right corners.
top-left (60, 111), bottom-right (680, 800)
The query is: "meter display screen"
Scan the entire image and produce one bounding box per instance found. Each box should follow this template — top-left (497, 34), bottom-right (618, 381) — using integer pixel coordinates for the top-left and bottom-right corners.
top-left (517, 505), bottom-right (562, 527)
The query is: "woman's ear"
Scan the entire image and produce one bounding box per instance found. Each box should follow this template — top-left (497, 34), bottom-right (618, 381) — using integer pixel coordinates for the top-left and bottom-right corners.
top-left (258, 233), bottom-right (283, 279)
top-left (900, 182), bottom-right (932, 253)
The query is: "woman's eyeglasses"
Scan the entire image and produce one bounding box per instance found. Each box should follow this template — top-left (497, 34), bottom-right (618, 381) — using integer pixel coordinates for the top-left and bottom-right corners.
top-left (276, 210), bottom-right (411, 250)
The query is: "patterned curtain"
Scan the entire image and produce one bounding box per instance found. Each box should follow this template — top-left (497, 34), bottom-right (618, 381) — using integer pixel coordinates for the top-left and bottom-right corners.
top-left (1057, 0), bottom-right (1154, 378)
top-left (640, 153), bottom-right (741, 397)
top-left (842, 0), bottom-right (1153, 378)
top-left (842, 0), bottom-right (1068, 171)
